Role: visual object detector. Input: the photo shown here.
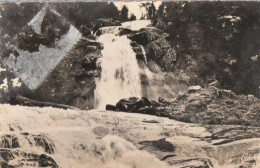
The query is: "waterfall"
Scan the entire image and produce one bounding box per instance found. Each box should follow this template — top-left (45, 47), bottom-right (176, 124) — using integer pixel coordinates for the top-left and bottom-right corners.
top-left (97, 26), bottom-right (121, 35)
top-left (141, 46), bottom-right (148, 65)
top-left (95, 25), bottom-right (143, 110)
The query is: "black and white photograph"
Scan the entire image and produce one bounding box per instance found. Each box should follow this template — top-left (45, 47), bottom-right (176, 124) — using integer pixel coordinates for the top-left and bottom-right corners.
top-left (0, 0), bottom-right (259, 167)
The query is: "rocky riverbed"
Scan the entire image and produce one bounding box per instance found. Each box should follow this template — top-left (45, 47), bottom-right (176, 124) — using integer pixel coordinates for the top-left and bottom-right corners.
top-left (1, 104), bottom-right (260, 168)
top-left (107, 85), bottom-right (260, 127)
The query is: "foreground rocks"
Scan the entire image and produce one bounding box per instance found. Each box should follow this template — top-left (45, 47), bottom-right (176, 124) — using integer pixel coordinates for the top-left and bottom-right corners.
top-left (1, 104), bottom-right (260, 168)
top-left (108, 86), bottom-right (260, 127)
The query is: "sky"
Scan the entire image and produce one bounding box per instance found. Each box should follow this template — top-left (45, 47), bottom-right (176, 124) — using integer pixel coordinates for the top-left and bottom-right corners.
top-left (113, 1), bottom-right (162, 19)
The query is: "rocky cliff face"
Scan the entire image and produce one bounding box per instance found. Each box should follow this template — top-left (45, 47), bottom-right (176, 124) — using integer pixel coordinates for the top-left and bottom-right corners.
top-left (0, 3), bottom-right (119, 109)
top-left (32, 37), bottom-right (103, 109)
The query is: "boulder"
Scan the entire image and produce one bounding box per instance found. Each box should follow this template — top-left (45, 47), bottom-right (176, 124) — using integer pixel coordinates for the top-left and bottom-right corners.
top-left (106, 104), bottom-right (117, 111)
top-left (188, 85), bottom-right (202, 93)
top-left (0, 135), bottom-right (20, 148)
top-left (119, 28), bottom-right (132, 36)
top-left (116, 97), bottom-right (139, 112)
top-left (134, 97), bottom-right (152, 109)
top-left (139, 138), bottom-right (175, 152)
top-left (33, 134), bottom-right (55, 154)
top-left (115, 97), bottom-right (152, 112)
top-left (86, 45), bottom-right (97, 52)
top-left (137, 106), bottom-right (155, 115)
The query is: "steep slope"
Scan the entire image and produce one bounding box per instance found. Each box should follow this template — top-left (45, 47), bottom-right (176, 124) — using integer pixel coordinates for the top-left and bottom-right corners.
top-left (151, 1), bottom-right (260, 98)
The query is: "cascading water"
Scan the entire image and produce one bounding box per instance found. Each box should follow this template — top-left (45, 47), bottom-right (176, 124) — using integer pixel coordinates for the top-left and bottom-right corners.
top-left (95, 24), bottom-right (144, 109)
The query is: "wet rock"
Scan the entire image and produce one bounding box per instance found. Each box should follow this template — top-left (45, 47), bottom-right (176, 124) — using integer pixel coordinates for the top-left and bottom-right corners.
top-left (119, 28), bottom-right (132, 36)
top-left (0, 162), bottom-right (15, 168)
top-left (134, 97), bottom-right (152, 109)
top-left (116, 97), bottom-right (139, 112)
top-left (0, 149), bottom-right (58, 168)
top-left (37, 154), bottom-right (58, 168)
top-left (137, 106), bottom-right (155, 115)
top-left (151, 100), bottom-right (161, 107)
top-left (106, 104), bottom-right (117, 111)
top-left (129, 31), bottom-right (150, 46)
top-left (0, 135), bottom-right (20, 148)
top-left (114, 97), bottom-right (153, 113)
top-left (33, 134), bottom-right (55, 154)
top-left (139, 138), bottom-right (175, 152)
top-left (142, 120), bottom-right (160, 124)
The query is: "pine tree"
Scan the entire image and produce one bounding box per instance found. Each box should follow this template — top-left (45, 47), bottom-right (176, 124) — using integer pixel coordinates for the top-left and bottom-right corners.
top-left (157, 4), bottom-right (164, 19)
top-left (120, 5), bottom-right (129, 21)
top-left (129, 14), bottom-right (136, 21)
top-left (147, 2), bottom-right (156, 19)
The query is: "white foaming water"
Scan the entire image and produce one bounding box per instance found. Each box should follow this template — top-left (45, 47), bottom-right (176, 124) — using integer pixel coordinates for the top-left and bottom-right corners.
top-left (121, 20), bottom-right (152, 31)
top-left (2, 104), bottom-right (259, 168)
top-left (95, 31), bottom-right (142, 109)
top-left (95, 20), bottom-right (161, 109)
top-left (140, 45), bottom-right (148, 65)
top-left (0, 104), bottom-right (170, 168)
top-left (97, 26), bottom-right (121, 35)
top-left (97, 20), bottom-right (152, 36)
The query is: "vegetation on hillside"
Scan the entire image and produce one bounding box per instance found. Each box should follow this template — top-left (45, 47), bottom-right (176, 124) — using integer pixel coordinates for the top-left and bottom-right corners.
top-left (147, 1), bottom-right (260, 97)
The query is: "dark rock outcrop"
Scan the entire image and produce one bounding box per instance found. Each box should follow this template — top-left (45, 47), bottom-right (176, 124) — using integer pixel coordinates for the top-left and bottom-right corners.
top-left (0, 131), bottom-right (58, 167)
top-left (129, 28), bottom-right (177, 72)
top-left (0, 149), bottom-right (58, 168)
top-left (0, 135), bottom-right (20, 148)
top-left (33, 134), bottom-right (55, 154)
top-left (114, 97), bottom-right (154, 114)
top-left (139, 138), bottom-right (175, 152)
